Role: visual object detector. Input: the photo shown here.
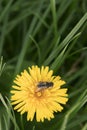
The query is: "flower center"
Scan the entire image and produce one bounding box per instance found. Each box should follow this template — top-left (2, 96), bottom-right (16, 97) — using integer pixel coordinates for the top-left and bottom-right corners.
top-left (36, 92), bottom-right (42, 97)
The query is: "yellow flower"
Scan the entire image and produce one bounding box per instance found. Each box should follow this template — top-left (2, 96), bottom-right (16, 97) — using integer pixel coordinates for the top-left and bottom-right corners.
top-left (11, 66), bottom-right (68, 122)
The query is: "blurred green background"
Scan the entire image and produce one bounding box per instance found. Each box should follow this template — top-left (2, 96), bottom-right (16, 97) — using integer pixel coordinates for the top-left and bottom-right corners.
top-left (0, 0), bottom-right (87, 130)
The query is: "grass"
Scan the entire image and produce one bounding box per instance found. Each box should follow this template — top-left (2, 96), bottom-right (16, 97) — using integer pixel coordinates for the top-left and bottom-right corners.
top-left (0, 0), bottom-right (87, 130)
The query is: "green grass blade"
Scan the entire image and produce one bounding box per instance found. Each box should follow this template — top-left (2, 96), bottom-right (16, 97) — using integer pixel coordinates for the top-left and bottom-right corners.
top-left (50, 43), bottom-right (69, 71)
top-left (0, 94), bottom-right (20, 130)
top-left (81, 123), bottom-right (87, 130)
top-left (60, 89), bottom-right (87, 130)
top-left (0, 0), bottom-right (13, 22)
top-left (58, 12), bottom-right (87, 51)
top-left (50, 0), bottom-right (57, 36)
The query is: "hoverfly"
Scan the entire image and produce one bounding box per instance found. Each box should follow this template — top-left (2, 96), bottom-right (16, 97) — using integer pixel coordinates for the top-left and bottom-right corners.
top-left (35, 81), bottom-right (53, 92)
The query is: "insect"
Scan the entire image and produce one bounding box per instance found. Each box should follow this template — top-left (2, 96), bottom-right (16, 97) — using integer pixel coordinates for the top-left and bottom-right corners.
top-left (35, 81), bottom-right (54, 92)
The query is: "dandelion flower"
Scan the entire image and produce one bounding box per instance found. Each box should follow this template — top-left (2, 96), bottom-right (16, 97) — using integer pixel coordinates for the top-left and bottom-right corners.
top-left (11, 66), bottom-right (68, 122)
